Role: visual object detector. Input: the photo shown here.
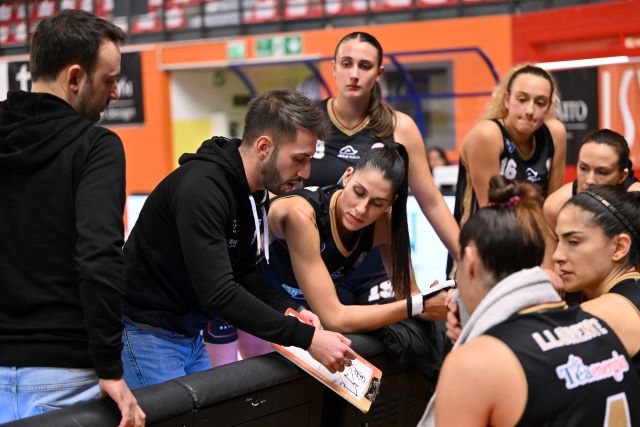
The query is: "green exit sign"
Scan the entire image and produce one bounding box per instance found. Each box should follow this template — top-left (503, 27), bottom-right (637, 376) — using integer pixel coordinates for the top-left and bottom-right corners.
top-left (226, 40), bottom-right (246, 60)
top-left (255, 35), bottom-right (302, 57)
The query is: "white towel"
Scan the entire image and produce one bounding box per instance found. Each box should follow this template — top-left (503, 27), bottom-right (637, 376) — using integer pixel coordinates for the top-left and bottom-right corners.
top-left (417, 266), bottom-right (561, 427)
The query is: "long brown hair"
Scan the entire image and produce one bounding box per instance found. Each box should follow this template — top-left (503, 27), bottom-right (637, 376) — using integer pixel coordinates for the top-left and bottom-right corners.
top-left (460, 175), bottom-right (550, 284)
top-left (351, 143), bottom-right (411, 298)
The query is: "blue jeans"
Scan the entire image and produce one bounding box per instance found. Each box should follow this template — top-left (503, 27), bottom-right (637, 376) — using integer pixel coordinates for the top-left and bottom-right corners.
top-left (0, 366), bottom-right (99, 423)
top-left (121, 321), bottom-right (211, 389)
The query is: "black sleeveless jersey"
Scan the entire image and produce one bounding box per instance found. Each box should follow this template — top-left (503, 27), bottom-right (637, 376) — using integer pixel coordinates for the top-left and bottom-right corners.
top-left (609, 274), bottom-right (640, 310)
top-left (454, 119), bottom-right (555, 227)
top-left (485, 305), bottom-right (640, 427)
top-left (609, 273), bottom-right (640, 377)
top-left (260, 185), bottom-right (375, 305)
top-left (571, 174), bottom-right (638, 196)
top-left (307, 98), bottom-right (395, 188)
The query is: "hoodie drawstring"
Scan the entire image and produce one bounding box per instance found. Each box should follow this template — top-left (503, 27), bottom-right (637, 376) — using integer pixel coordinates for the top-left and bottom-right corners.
top-left (248, 194), bottom-right (269, 264)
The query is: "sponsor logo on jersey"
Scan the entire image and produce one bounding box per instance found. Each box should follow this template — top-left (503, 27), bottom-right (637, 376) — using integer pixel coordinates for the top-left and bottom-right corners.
top-left (506, 139), bottom-right (516, 154)
top-left (371, 142), bottom-right (385, 149)
top-left (337, 145), bottom-right (359, 160)
top-left (556, 351), bottom-right (629, 390)
top-left (281, 283), bottom-right (306, 300)
top-left (228, 238), bottom-right (238, 248)
top-left (531, 318), bottom-right (608, 352)
top-left (319, 242), bottom-right (326, 253)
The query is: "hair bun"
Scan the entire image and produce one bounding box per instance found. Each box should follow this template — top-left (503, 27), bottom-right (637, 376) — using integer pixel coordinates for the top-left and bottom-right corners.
top-left (488, 175), bottom-right (520, 204)
top-left (487, 175), bottom-right (544, 209)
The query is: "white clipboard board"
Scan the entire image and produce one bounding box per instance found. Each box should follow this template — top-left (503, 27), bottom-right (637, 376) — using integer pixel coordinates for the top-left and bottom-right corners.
top-left (271, 308), bottom-right (383, 413)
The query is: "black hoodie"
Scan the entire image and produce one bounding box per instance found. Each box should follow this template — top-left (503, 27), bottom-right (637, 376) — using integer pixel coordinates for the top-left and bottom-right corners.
top-left (123, 137), bottom-right (315, 348)
top-left (0, 91), bottom-right (126, 379)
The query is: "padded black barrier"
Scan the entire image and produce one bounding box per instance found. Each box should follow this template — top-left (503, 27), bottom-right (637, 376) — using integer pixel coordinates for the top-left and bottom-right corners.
top-left (3, 333), bottom-right (434, 427)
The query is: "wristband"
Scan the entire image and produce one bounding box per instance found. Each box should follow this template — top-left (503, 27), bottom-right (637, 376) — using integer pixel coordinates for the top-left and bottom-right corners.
top-left (407, 294), bottom-right (424, 318)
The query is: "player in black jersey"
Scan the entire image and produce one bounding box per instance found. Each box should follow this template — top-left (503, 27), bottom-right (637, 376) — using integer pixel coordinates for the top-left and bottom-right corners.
top-left (553, 185), bottom-right (640, 375)
top-left (261, 145), bottom-right (447, 333)
top-left (307, 32), bottom-right (459, 305)
top-left (544, 129), bottom-right (640, 267)
top-left (454, 64), bottom-right (566, 231)
top-left (419, 176), bottom-right (640, 426)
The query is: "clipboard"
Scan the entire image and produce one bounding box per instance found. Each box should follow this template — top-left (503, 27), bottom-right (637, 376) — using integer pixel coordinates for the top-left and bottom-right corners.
top-left (271, 308), bottom-right (383, 413)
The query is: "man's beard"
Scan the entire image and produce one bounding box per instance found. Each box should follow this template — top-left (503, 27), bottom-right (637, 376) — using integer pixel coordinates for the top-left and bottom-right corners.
top-left (261, 148), bottom-right (286, 195)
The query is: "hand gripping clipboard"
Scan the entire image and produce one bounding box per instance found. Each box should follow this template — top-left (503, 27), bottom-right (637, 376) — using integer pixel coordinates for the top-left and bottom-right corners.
top-left (271, 308), bottom-right (383, 413)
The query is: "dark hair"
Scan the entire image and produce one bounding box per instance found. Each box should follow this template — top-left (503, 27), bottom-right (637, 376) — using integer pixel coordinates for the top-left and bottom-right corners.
top-left (353, 143), bottom-right (411, 298)
top-left (243, 89), bottom-right (329, 146)
top-left (565, 185), bottom-right (640, 268)
top-left (427, 146), bottom-right (450, 164)
top-left (334, 32), bottom-right (395, 140)
top-left (460, 175), bottom-right (548, 284)
top-left (581, 128), bottom-right (634, 176)
top-left (30, 9), bottom-right (125, 82)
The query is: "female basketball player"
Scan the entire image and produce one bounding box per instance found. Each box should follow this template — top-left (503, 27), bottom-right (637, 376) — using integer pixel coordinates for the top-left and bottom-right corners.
top-left (262, 144), bottom-right (448, 333)
top-left (308, 32), bottom-right (459, 306)
top-left (418, 176), bottom-right (640, 426)
top-left (454, 64), bottom-right (566, 230)
top-left (543, 128), bottom-right (639, 266)
top-left (553, 184), bottom-right (640, 374)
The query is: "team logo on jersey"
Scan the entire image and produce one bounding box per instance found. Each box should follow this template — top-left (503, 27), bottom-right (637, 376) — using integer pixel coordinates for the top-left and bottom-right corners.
top-left (556, 351), bottom-right (629, 390)
top-left (313, 139), bottom-right (325, 159)
top-left (338, 145), bottom-right (359, 160)
top-left (526, 167), bottom-right (541, 183)
top-left (228, 238), bottom-right (238, 248)
top-left (506, 139), bottom-right (516, 154)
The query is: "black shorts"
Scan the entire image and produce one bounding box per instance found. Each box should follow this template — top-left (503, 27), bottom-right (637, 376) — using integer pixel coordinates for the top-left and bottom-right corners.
top-left (203, 316), bottom-right (238, 344)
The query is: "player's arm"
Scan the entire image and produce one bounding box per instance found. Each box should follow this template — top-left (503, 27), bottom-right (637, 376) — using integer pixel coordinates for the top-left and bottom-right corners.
top-left (272, 198), bottom-right (412, 333)
top-left (374, 213), bottom-right (447, 321)
top-left (462, 120), bottom-right (504, 208)
top-left (394, 110), bottom-right (459, 259)
top-left (435, 336), bottom-right (527, 427)
top-left (546, 118), bottom-right (567, 195)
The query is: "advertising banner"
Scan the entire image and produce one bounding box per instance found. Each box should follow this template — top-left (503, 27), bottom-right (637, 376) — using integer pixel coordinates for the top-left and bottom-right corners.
top-left (552, 67), bottom-right (599, 164)
top-left (600, 64), bottom-right (640, 171)
top-left (2, 52), bottom-right (144, 126)
top-left (102, 52), bottom-right (145, 126)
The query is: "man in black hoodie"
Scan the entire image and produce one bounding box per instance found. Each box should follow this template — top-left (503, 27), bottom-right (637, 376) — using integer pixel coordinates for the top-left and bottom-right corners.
top-left (122, 89), bottom-right (357, 389)
top-left (0, 10), bottom-right (144, 426)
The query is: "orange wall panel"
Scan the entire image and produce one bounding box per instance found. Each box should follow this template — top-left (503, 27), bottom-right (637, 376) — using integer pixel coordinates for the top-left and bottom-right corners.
top-left (513, 0), bottom-right (640, 62)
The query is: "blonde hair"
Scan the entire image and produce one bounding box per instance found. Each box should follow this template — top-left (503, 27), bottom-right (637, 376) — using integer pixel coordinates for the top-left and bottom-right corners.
top-left (483, 63), bottom-right (560, 121)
